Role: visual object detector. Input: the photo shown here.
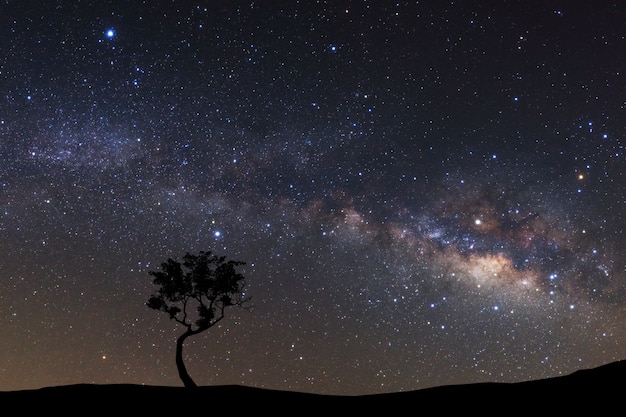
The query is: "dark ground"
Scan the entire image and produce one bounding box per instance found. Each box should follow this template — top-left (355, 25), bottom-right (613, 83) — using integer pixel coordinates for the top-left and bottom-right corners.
top-left (2, 360), bottom-right (624, 414)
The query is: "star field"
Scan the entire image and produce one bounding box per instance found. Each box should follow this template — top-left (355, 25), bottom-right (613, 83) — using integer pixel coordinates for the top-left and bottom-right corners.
top-left (1, 1), bottom-right (626, 395)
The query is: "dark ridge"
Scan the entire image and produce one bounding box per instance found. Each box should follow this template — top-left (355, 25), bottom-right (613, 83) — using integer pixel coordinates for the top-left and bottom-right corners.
top-left (2, 359), bottom-right (624, 413)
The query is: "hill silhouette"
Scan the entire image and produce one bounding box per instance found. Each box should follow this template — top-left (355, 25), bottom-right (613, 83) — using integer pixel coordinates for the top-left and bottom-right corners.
top-left (2, 360), bottom-right (624, 413)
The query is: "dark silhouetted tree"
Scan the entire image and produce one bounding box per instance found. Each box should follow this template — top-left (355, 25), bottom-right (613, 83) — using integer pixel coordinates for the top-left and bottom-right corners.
top-left (147, 250), bottom-right (249, 388)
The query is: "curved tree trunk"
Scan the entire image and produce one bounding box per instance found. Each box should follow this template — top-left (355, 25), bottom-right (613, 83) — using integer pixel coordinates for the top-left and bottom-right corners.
top-left (176, 330), bottom-right (198, 388)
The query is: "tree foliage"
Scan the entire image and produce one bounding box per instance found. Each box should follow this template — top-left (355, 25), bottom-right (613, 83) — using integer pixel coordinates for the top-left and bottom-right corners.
top-left (148, 251), bottom-right (248, 330)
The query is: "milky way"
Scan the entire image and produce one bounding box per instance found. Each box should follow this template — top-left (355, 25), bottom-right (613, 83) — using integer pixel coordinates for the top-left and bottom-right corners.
top-left (2, 1), bottom-right (626, 396)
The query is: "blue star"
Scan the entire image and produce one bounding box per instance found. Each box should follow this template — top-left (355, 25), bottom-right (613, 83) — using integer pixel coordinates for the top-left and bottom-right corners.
top-left (105, 29), bottom-right (115, 39)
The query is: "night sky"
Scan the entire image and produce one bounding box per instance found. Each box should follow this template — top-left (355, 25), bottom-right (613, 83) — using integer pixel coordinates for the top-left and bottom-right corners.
top-left (2, 0), bottom-right (626, 396)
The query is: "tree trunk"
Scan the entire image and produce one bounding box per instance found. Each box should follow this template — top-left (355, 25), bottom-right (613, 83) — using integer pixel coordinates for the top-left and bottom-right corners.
top-left (176, 330), bottom-right (198, 388)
